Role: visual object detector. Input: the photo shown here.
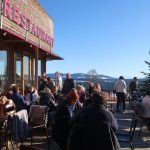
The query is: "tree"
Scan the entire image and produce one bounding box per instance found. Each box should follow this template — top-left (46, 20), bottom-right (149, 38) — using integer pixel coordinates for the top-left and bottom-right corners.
top-left (141, 51), bottom-right (150, 92)
top-left (87, 69), bottom-right (99, 83)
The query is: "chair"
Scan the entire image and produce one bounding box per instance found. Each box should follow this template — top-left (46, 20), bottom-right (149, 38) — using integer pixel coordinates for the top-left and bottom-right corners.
top-left (0, 115), bottom-right (14, 150)
top-left (133, 102), bottom-right (150, 135)
top-left (116, 115), bottom-right (138, 150)
top-left (28, 105), bottom-right (50, 149)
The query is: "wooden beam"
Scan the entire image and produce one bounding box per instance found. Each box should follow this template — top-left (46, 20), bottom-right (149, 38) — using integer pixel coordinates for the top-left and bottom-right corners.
top-left (35, 48), bottom-right (39, 90)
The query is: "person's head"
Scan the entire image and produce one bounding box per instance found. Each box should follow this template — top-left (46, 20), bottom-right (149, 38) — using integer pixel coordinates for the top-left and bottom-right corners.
top-left (0, 96), bottom-right (8, 105)
top-left (76, 85), bottom-right (85, 96)
top-left (10, 84), bottom-right (16, 90)
top-left (66, 73), bottom-right (71, 79)
top-left (51, 86), bottom-right (58, 94)
top-left (119, 76), bottom-right (124, 80)
top-left (67, 88), bottom-right (79, 104)
top-left (91, 90), bottom-right (106, 105)
top-left (40, 78), bottom-right (47, 84)
top-left (133, 77), bottom-right (137, 80)
top-left (94, 83), bottom-right (101, 92)
top-left (44, 87), bottom-right (52, 95)
top-left (55, 71), bottom-right (60, 77)
top-left (29, 85), bottom-right (35, 92)
top-left (76, 85), bottom-right (85, 92)
top-left (47, 77), bottom-right (52, 82)
top-left (12, 85), bottom-right (20, 93)
top-left (42, 72), bottom-right (46, 77)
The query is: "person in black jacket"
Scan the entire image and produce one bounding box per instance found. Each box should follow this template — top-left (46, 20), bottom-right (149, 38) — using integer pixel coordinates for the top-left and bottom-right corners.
top-left (129, 77), bottom-right (139, 94)
top-left (53, 88), bottom-right (82, 150)
top-left (62, 73), bottom-right (76, 97)
top-left (67, 89), bottom-right (119, 150)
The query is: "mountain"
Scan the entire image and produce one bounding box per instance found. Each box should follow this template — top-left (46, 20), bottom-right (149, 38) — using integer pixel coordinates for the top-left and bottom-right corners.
top-left (46, 73), bottom-right (115, 80)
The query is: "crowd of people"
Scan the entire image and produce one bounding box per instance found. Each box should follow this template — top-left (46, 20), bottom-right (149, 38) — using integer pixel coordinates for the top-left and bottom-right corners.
top-left (1, 72), bottom-right (150, 150)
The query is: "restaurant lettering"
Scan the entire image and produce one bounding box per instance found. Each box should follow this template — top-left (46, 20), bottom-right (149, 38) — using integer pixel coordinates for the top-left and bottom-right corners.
top-left (2, 0), bottom-right (53, 46)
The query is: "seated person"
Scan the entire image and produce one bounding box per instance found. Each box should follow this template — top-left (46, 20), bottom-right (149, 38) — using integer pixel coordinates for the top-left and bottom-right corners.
top-left (11, 85), bottom-right (26, 112)
top-left (0, 96), bottom-right (15, 116)
top-left (39, 87), bottom-right (57, 126)
top-left (142, 89), bottom-right (150, 131)
top-left (68, 89), bottom-right (119, 150)
top-left (142, 90), bottom-right (150, 118)
top-left (24, 85), bottom-right (39, 105)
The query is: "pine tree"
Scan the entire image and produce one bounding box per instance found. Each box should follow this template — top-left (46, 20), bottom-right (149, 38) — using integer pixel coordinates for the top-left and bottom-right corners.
top-left (141, 51), bottom-right (150, 92)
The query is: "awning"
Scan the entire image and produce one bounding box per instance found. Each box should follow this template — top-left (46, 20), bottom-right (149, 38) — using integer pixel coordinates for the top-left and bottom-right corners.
top-left (0, 30), bottom-right (64, 60)
top-left (38, 48), bottom-right (64, 60)
top-left (46, 52), bottom-right (64, 60)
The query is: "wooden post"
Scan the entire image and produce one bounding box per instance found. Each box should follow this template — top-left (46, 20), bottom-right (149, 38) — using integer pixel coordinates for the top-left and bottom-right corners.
top-left (21, 51), bottom-right (24, 95)
top-left (35, 48), bottom-right (39, 90)
top-left (30, 58), bottom-right (34, 85)
top-left (41, 59), bottom-right (46, 75)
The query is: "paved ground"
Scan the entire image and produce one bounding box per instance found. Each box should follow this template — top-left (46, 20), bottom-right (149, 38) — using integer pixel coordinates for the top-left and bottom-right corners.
top-left (114, 102), bottom-right (150, 150)
top-left (115, 110), bottom-right (150, 150)
top-left (3, 101), bottom-right (150, 150)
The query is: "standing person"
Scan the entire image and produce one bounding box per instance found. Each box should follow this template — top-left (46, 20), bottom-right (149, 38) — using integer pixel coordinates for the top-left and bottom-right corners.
top-left (55, 71), bottom-right (63, 93)
top-left (62, 73), bottom-right (76, 97)
top-left (129, 77), bottom-right (139, 94)
top-left (114, 76), bottom-right (127, 112)
top-left (67, 90), bottom-right (119, 150)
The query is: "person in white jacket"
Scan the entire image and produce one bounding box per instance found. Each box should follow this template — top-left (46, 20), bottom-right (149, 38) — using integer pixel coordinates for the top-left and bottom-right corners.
top-left (114, 76), bottom-right (127, 112)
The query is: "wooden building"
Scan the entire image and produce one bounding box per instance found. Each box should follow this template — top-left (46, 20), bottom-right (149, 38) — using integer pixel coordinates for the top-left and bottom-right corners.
top-left (0, 0), bottom-right (63, 93)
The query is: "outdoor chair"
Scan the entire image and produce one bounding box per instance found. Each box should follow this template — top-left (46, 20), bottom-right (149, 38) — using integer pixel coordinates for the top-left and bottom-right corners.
top-left (116, 115), bottom-right (138, 150)
top-left (133, 102), bottom-right (150, 135)
top-left (28, 105), bottom-right (51, 149)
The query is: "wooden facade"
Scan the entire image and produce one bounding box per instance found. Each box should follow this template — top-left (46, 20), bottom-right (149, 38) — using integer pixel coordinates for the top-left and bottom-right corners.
top-left (0, 0), bottom-right (63, 94)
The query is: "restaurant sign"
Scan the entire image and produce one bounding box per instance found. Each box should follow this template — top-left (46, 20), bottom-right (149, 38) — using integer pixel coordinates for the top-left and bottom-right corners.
top-left (1, 0), bottom-right (53, 50)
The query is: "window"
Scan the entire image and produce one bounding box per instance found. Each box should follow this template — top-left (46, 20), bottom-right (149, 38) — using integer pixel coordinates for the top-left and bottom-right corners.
top-left (16, 52), bottom-right (21, 84)
top-left (0, 50), bottom-right (7, 91)
top-left (24, 55), bottom-right (29, 85)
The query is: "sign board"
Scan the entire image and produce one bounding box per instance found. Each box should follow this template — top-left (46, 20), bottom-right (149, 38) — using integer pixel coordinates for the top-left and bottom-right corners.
top-left (1, 0), bottom-right (54, 52)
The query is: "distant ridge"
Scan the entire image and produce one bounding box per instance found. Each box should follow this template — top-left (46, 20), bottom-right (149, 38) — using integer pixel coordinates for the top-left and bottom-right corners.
top-left (46, 73), bottom-right (144, 90)
top-left (46, 73), bottom-right (116, 80)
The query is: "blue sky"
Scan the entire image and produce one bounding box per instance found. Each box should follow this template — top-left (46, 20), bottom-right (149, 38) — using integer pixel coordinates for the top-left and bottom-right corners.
top-left (38, 0), bottom-right (150, 78)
